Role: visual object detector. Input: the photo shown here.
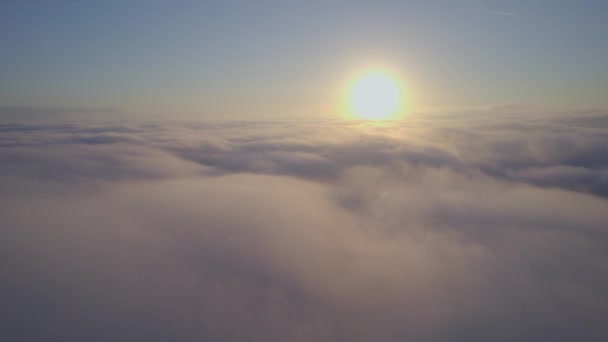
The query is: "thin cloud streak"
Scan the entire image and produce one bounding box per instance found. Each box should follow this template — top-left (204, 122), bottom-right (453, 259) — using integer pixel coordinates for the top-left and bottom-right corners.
top-left (488, 11), bottom-right (517, 16)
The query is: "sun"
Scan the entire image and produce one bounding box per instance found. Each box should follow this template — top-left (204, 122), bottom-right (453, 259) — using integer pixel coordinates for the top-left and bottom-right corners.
top-left (347, 71), bottom-right (406, 120)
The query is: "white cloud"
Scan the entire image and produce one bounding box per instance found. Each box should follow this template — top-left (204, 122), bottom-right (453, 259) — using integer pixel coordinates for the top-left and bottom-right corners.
top-left (1, 110), bottom-right (608, 341)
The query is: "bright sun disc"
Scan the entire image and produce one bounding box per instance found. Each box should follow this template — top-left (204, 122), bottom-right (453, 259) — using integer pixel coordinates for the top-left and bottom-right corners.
top-left (348, 71), bottom-right (404, 120)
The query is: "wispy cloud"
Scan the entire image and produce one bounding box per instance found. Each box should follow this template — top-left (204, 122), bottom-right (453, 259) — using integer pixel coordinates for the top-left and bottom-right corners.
top-left (488, 11), bottom-right (517, 16)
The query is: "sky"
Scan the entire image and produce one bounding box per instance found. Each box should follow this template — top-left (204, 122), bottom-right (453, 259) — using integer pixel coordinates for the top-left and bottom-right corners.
top-left (1, 0), bottom-right (607, 118)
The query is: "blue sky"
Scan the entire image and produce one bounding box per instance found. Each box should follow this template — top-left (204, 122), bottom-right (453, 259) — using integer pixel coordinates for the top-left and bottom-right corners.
top-left (1, 0), bottom-right (607, 117)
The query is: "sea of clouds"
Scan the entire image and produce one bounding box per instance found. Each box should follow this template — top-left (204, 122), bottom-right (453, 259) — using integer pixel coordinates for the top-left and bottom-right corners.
top-left (1, 109), bottom-right (608, 341)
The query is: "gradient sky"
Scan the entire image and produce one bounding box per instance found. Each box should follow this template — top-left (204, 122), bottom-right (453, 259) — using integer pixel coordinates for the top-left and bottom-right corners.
top-left (1, 0), bottom-right (607, 118)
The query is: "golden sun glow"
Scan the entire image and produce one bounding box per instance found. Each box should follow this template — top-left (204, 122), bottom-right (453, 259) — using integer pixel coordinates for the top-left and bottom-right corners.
top-left (347, 71), bottom-right (406, 120)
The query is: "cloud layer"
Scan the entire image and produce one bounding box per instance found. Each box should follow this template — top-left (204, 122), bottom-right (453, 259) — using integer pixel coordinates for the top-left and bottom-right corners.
top-left (2, 110), bottom-right (608, 341)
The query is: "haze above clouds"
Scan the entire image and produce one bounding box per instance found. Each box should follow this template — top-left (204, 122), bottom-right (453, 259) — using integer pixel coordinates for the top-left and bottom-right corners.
top-left (2, 109), bottom-right (608, 341)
